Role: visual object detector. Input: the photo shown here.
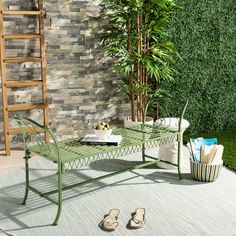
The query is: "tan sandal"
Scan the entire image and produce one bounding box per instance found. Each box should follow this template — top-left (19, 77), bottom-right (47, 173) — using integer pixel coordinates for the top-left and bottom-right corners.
top-left (100, 208), bottom-right (120, 231)
top-left (128, 208), bottom-right (146, 229)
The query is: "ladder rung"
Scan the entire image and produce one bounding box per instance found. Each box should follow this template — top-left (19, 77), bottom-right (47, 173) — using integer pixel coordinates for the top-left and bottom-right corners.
top-left (7, 104), bottom-right (45, 111)
top-left (5, 80), bottom-right (43, 87)
top-left (3, 34), bottom-right (42, 39)
top-left (9, 127), bottom-right (44, 135)
top-left (1, 10), bottom-right (44, 15)
top-left (3, 57), bottom-right (42, 63)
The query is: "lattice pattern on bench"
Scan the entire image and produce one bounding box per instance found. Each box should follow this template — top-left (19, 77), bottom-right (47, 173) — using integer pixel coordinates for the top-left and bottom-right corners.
top-left (64, 135), bottom-right (177, 170)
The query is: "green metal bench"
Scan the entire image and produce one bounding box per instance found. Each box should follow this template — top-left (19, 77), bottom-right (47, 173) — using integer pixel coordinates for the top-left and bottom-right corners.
top-left (14, 101), bottom-right (188, 225)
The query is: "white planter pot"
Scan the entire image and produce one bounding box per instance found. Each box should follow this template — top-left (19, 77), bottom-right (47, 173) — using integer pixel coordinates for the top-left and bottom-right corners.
top-left (123, 116), bottom-right (154, 127)
top-left (155, 117), bottom-right (190, 168)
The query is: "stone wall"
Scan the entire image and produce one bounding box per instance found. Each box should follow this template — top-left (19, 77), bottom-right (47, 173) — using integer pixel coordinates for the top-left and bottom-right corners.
top-left (0, 0), bottom-right (129, 147)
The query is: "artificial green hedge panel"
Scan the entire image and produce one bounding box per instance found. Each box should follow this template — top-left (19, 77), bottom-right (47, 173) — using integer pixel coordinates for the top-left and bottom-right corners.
top-left (162, 0), bottom-right (236, 135)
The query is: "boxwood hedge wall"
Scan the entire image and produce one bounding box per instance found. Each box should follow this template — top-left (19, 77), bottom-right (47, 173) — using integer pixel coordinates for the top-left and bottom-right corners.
top-left (163, 0), bottom-right (236, 135)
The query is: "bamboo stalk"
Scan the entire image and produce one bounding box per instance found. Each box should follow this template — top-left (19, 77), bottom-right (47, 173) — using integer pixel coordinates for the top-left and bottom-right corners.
top-left (127, 18), bottom-right (135, 121)
top-left (136, 13), bottom-right (143, 122)
top-left (144, 33), bottom-right (150, 120)
top-left (142, 34), bottom-right (147, 121)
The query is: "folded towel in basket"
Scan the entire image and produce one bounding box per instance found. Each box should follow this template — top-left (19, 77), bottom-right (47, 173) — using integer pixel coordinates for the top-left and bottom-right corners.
top-left (190, 137), bottom-right (218, 162)
top-left (211, 145), bottom-right (224, 165)
top-left (188, 138), bottom-right (224, 165)
top-left (200, 145), bottom-right (218, 164)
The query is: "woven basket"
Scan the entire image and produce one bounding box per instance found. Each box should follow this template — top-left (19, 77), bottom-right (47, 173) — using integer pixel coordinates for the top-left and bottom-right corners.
top-left (190, 159), bottom-right (223, 182)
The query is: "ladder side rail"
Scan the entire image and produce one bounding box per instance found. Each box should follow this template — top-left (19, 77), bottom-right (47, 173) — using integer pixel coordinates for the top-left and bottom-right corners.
top-left (38, 0), bottom-right (49, 142)
top-left (0, 0), bottom-right (10, 155)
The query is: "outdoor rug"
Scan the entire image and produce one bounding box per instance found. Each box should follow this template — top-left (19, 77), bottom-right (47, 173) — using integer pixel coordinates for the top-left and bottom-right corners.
top-left (0, 151), bottom-right (236, 236)
top-left (0, 228), bottom-right (12, 236)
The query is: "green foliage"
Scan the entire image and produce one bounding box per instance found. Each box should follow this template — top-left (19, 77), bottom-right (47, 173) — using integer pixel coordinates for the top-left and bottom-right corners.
top-left (161, 0), bottom-right (236, 135)
top-left (100, 0), bottom-right (177, 81)
top-left (100, 0), bottom-right (178, 121)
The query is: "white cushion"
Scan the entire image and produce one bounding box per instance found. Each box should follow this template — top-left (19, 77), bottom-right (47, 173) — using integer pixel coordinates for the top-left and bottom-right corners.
top-left (154, 117), bottom-right (190, 132)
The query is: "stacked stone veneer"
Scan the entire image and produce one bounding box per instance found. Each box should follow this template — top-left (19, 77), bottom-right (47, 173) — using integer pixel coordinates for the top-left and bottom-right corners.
top-left (0, 0), bottom-right (130, 146)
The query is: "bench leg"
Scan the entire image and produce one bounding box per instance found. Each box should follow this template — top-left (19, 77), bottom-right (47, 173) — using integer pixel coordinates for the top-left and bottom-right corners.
top-left (21, 151), bottom-right (31, 205)
top-left (142, 143), bottom-right (146, 162)
top-left (177, 134), bottom-right (183, 179)
top-left (53, 162), bottom-right (63, 225)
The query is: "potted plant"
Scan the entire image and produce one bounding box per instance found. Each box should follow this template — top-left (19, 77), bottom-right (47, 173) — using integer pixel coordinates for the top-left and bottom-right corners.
top-left (100, 0), bottom-right (178, 124)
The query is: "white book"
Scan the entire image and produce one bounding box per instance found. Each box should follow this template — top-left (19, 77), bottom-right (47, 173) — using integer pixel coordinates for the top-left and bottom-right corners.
top-left (80, 134), bottom-right (123, 146)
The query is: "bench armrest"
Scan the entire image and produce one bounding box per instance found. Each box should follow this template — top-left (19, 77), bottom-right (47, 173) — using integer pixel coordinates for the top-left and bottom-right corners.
top-left (13, 116), bottom-right (61, 163)
top-left (154, 100), bottom-right (189, 132)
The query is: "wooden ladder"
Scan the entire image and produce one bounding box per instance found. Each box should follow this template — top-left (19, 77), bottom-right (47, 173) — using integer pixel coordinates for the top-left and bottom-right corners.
top-left (0, 0), bottom-right (49, 156)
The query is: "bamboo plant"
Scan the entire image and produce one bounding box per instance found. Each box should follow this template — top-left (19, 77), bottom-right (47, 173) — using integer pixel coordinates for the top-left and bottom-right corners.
top-left (100, 0), bottom-right (178, 122)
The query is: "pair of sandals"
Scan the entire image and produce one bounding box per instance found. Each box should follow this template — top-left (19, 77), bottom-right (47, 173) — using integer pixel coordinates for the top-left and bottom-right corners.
top-left (100, 208), bottom-right (146, 231)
